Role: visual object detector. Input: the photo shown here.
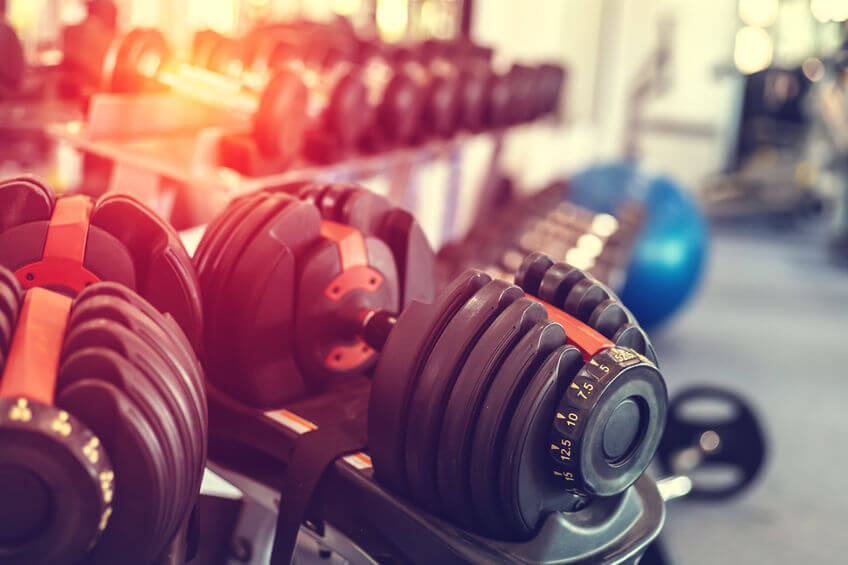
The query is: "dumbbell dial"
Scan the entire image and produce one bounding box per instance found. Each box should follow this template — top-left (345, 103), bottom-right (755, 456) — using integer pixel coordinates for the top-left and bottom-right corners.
top-left (549, 346), bottom-right (666, 496)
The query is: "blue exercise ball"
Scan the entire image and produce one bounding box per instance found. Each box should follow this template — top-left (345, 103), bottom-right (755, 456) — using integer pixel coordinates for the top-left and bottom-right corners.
top-left (568, 161), bottom-right (708, 329)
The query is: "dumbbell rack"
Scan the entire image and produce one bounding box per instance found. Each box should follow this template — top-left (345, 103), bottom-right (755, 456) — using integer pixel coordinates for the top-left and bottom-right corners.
top-left (203, 380), bottom-right (665, 565)
top-left (47, 91), bottom-right (576, 247)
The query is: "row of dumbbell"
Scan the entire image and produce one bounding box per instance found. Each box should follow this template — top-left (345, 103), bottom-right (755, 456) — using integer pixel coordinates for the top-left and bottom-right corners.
top-left (0, 176), bottom-right (663, 564)
top-left (53, 15), bottom-right (564, 169)
top-left (438, 182), bottom-right (644, 288)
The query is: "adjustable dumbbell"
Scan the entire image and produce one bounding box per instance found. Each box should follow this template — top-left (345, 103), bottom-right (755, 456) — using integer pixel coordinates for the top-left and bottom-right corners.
top-left (62, 26), bottom-right (311, 163)
top-left (0, 176), bottom-right (203, 347)
top-left (0, 267), bottom-right (206, 565)
top-left (197, 183), bottom-right (667, 541)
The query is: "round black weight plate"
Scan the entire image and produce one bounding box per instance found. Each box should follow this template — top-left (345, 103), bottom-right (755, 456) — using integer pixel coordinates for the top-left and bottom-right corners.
top-left (62, 324), bottom-right (194, 542)
top-left (588, 298), bottom-right (632, 339)
top-left (59, 347), bottom-right (176, 548)
top-left (404, 280), bottom-right (523, 512)
top-left (254, 70), bottom-right (310, 159)
top-left (0, 22), bottom-right (25, 94)
top-left (549, 347), bottom-right (667, 497)
top-left (326, 73), bottom-right (370, 149)
top-left (0, 397), bottom-right (112, 565)
top-left (562, 278), bottom-right (613, 322)
top-left (436, 297), bottom-right (546, 530)
top-left (68, 296), bottom-right (206, 497)
top-left (0, 299), bottom-right (11, 354)
top-left (469, 320), bottom-right (567, 537)
top-left (514, 252), bottom-right (553, 297)
top-left (377, 208), bottom-right (436, 307)
top-left (657, 386), bottom-right (766, 501)
top-left (369, 270), bottom-right (489, 496)
top-left (536, 262), bottom-right (588, 308)
top-left (56, 378), bottom-right (168, 565)
top-left (500, 345), bottom-right (584, 535)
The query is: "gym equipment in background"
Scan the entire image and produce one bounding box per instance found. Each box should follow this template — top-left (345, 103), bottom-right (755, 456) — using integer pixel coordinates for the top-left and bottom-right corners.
top-left (196, 182), bottom-right (667, 563)
top-left (0, 176), bottom-right (203, 347)
top-left (568, 162), bottom-right (708, 330)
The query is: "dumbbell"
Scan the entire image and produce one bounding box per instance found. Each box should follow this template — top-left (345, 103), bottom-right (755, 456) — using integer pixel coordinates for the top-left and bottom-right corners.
top-left (189, 26), bottom-right (371, 162)
top-left (63, 26), bottom-right (311, 163)
top-left (197, 183), bottom-right (667, 540)
top-left (0, 268), bottom-right (207, 564)
top-left (0, 176), bottom-right (203, 347)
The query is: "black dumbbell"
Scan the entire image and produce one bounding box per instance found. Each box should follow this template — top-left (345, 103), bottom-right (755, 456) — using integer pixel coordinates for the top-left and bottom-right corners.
top-left (197, 184), bottom-right (667, 541)
top-left (0, 266), bottom-right (206, 564)
top-left (0, 176), bottom-right (203, 347)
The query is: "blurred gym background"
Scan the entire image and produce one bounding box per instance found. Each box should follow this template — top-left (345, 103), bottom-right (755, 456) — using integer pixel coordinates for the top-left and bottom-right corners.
top-left (2, 0), bottom-right (847, 563)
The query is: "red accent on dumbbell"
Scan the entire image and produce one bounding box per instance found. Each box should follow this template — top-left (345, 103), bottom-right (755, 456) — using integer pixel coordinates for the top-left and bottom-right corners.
top-left (526, 296), bottom-right (613, 361)
top-left (0, 288), bottom-right (72, 405)
top-left (321, 221), bottom-right (384, 370)
top-left (14, 196), bottom-right (100, 293)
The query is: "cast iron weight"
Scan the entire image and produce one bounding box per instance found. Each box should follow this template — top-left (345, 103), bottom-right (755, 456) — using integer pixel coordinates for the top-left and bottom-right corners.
top-left (655, 385), bottom-right (767, 502)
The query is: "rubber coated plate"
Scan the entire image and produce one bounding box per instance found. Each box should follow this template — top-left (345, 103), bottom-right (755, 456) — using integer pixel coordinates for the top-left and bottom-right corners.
top-left (207, 193), bottom-right (294, 362)
top-left (61, 332), bottom-right (189, 543)
top-left (73, 283), bottom-right (207, 431)
top-left (404, 280), bottom-right (523, 512)
top-left (588, 298), bottom-right (633, 339)
top-left (469, 320), bottom-right (566, 537)
top-left (514, 252), bottom-right (553, 296)
top-left (254, 70), bottom-right (310, 159)
top-left (0, 298), bottom-right (11, 353)
top-left (0, 177), bottom-right (54, 234)
top-left (562, 278), bottom-right (613, 322)
top-left (56, 378), bottom-right (168, 565)
top-left (612, 323), bottom-right (657, 364)
top-left (0, 265), bottom-right (24, 301)
top-left (68, 296), bottom-right (206, 497)
top-left (0, 22), bottom-right (25, 92)
top-left (536, 262), bottom-right (588, 308)
top-left (436, 297), bottom-right (546, 530)
top-left (499, 345), bottom-right (584, 536)
top-left (0, 273), bottom-right (22, 323)
top-left (369, 270), bottom-right (489, 496)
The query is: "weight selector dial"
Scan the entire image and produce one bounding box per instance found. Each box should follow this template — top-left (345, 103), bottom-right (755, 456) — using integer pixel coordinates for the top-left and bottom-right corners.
top-left (549, 345), bottom-right (666, 497)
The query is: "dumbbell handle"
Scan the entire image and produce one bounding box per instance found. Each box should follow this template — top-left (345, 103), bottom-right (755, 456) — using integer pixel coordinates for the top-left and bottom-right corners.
top-left (139, 56), bottom-right (260, 115)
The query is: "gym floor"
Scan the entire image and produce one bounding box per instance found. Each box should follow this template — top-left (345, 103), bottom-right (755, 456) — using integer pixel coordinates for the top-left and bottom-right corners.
top-left (654, 223), bottom-right (848, 563)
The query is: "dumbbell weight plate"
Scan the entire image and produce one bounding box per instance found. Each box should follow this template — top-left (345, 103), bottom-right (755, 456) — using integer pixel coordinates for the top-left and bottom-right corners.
top-left (403, 280), bottom-right (523, 512)
top-left (0, 177), bottom-right (55, 234)
top-left (204, 194), bottom-right (293, 362)
top-left (190, 29), bottom-right (225, 69)
top-left (588, 299), bottom-right (633, 339)
top-left (60, 345), bottom-right (180, 546)
top-left (369, 270), bottom-right (489, 495)
top-left (657, 386), bottom-right (766, 501)
top-left (562, 278), bottom-right (613, 322)
top-left (612, 323), bottom-right (657, 365)
top-left (514, 252), bottom-right (553, 296)
top-left (499, 345), bottom-right (585, 535)
top-left (68, 296), bottom-right (207, 496)
top-left (0, 277), bottom-right (22, 324)
top-left (254, 70), bottom-right (310, 159)
top-left (62, 323), bottom-right (196, 542)
top-left (74, 283), bottom-right (207, 436)
top-left (0, 300), bottom-right (11, 353)
top-left (107, 28), bottom-right (169, 93)
top-left (536, 262), bottom-right (589, 309)
top-left (469, 320), bottom-right (567, 537)
top-left (56, 378), bottom-right (168, 565)
top-left (436, 297), bottom-right (546, 530)
top-left (0, 22), bottom-right (25, 96)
